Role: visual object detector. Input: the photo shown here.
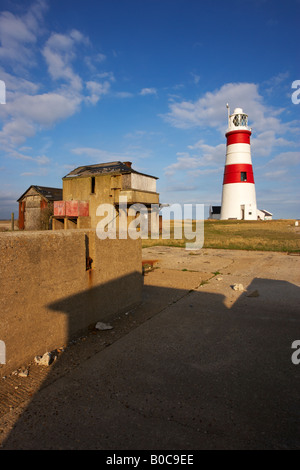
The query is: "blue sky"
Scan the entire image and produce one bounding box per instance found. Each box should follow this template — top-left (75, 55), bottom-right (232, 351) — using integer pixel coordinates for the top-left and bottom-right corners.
top-left (0, 0), bottom-right (299, 219)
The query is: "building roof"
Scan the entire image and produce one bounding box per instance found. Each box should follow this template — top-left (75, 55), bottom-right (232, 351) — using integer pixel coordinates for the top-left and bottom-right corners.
top-left (17, 185), bottom-right (63, 202)
top-left (260, 209), bottom-right (273, 216)
top-left (63, 161), bottom-right (158, 180)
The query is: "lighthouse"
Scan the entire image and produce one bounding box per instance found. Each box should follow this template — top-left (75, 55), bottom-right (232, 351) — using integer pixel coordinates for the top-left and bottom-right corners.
top-left (220, 105), bottom-right (257, 220)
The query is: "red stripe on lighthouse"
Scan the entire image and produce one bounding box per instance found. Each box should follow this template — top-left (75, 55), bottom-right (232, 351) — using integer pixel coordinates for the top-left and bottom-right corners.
top-left (226, 130), bottom-right (251, 146)
top-left (223, 163), bottom-right (254, 184)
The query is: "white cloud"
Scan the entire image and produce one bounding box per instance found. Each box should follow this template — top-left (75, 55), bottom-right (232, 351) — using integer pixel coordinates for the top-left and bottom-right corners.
top-left (188, 141), bottom-right (225, 164)
top-left (0, 69), bottom-right (39, 98)
top-left (162, 82), bottom-right (289, 137)
top-left (6, 92), bottom-right (81, 127)
top-left (97, 71), bottom-right (115, 82)
top-left (0, 86), bottom-right (82, 150)
top-left (264, 169), bottom-right (288, 179)
top-left (0, 0), bottom-right (47, 66)
top-left (85, 53), bottom-right (107, 72)
top-left (140, 88), bottom-right (157, 96)
top-left (191, 73), bottom-right (201, 85)
top-left (35, 154), bottom-right (51, 165)
top-left (165, 153), bottom-right (203, 177)
top-left (251, 130), bottom-right (295, 157)
top-left (0, 118), bottom-right (36, 146)
top-left (1, 146), bottom-right (51, 168)
top-left (268, 151), bottom-right (300, 167)
top-left (165, 140), bottom-right (225, 177)
top-left (20, 168), bottom-right (49, 177)
top-left (0, 10), bottom-right (113, 151)
top-left (85, 80), bottom-right (111, 104)
top-left (42, 29), bottom-right (89, 92)
top-left (263, 71), bottom-right (290, 95)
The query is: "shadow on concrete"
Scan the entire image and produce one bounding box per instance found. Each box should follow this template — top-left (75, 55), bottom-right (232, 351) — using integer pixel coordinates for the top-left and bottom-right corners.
top-left (1, 276), bottom-right (300, 450)
top-left (48, 270), bottom-right (142, 344)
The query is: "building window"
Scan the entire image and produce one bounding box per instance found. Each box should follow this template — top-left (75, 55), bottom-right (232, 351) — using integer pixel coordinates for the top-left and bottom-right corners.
top-left (241, 171), bottom-right (247, 182)
top-left (91, 177), bottom-right (95, 194)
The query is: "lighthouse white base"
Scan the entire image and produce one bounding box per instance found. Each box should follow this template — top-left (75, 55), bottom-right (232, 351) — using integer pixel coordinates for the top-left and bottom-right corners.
top-left (220, 183), bottom-right (257, 220)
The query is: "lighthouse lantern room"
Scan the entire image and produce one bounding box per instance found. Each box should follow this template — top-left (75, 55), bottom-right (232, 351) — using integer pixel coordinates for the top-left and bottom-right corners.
top-left (220, 105), bottom-right (257, 220)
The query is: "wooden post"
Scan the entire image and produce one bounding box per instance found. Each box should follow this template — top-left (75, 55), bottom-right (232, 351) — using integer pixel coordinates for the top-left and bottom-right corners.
top-left (11, 212), bottom-right (14, 231)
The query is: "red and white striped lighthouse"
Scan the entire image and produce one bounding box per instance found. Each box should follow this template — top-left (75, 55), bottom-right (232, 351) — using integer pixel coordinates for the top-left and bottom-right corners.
top-left (220, 105), bottom-right (257, 220)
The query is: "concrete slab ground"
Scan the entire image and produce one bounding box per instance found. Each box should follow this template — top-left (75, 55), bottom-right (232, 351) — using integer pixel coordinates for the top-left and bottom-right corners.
top-left (0, 247), bottom-right (299, 450)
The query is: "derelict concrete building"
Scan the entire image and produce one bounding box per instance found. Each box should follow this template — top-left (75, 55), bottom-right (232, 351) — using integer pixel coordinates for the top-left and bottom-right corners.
top-left (17, 185), bottom-right (62, 231)
top-left (52, 161), bottom-right (159, 230)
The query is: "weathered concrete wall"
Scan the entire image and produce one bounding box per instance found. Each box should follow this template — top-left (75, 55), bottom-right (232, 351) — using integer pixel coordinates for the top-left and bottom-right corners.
top-left (63, 175), bottom-right (115, 229)
top-left (0, 230), bottom-right (142, 376)
top-left (24, 194), bottom-right (42, 230)
top-left (62, 174), bottom-right (159, 230)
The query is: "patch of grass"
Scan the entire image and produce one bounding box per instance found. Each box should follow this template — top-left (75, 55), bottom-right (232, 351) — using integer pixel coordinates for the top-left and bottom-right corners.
top-left (142, 219), bottom-right (300, 253)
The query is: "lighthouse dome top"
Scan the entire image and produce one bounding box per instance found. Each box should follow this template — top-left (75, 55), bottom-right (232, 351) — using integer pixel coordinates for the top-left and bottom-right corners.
top-left (226, 104), bottom-right (249, 133)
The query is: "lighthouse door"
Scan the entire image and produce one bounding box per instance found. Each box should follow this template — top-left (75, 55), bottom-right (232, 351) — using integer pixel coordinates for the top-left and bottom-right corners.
top-left (241, 205), bottom-right (245, 220)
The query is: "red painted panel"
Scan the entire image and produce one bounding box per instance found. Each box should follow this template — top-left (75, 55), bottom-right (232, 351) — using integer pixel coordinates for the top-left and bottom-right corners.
top-left (65, 200), bottom-right (89, 217)
top-left (223, 164), bottom-right (254, 184)
top-left (54, 201), bottom-right (66, 216)
top-left (226, 130), bottom-right (251, 146)
top-left (66, 200), bottom-right (79, 217)
top-left (78, 201), bottom-right (89, 217)
top-left (18, 201), bottom-right (25, 230)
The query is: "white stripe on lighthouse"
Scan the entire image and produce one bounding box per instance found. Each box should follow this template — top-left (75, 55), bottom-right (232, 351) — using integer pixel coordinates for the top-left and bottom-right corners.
top-left (225, 143), bottom-right (252, 165)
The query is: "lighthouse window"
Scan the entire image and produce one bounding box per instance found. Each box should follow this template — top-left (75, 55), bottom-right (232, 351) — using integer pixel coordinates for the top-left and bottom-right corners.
top-left (240, 114), bottom-right (248, 126)
top-left (233, 114), bottom-right (248, 127)
top-left (233, 115), bottom-right (240, 126)
top-left (241, 171), bottom-right (247, 182)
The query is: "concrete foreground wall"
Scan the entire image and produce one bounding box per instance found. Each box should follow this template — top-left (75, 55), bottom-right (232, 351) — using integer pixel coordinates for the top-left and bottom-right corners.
top-left (0, 230), bottom-right (142, 376)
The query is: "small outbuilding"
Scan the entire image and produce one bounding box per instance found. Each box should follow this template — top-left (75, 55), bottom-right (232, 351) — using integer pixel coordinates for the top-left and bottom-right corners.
top-left (257, 209), bottom-right (273, 221)
top-left (209, 205), bottom-right (221, 220)
top-left (17, 185), bottom-right (62, 230)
